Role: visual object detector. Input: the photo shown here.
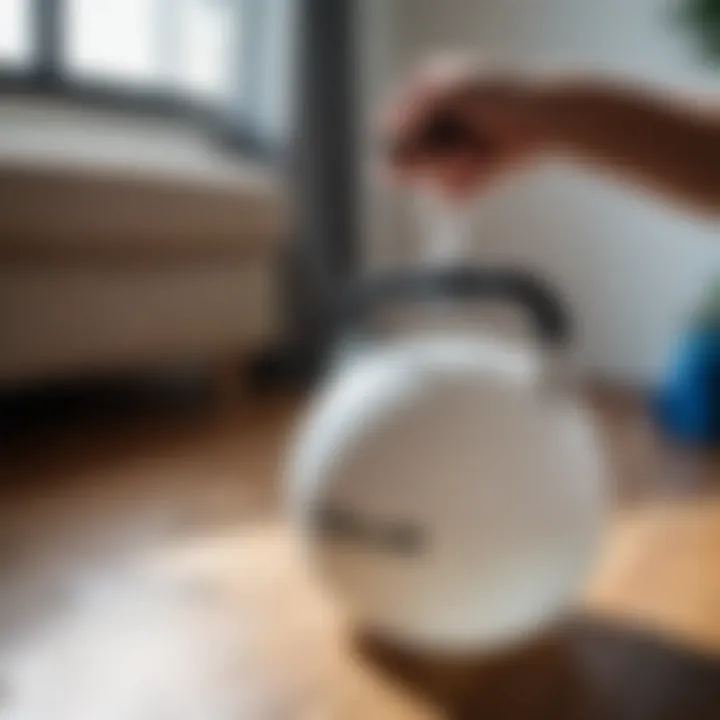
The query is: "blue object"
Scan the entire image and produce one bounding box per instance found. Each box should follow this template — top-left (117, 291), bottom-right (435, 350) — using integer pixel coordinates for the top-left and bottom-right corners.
top-left (654, 326), bottom-right (720, 445)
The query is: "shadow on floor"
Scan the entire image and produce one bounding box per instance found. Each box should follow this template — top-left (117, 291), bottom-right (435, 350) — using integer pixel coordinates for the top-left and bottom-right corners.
top-left (0, 370), bottom-right (222, 437)
top-left (355, 614), bottom-right (720, 719)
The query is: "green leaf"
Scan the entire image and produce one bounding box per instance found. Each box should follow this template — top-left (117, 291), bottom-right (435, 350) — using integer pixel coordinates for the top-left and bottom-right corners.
top-left (678, 0), bottom-right (720, 63)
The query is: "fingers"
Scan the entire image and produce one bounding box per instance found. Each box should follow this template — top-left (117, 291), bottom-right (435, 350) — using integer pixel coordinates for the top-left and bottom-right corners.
top-left (435, 154), bottom-right (487, 197)
top-left (378, 55), bottom-right (540, 199)
top-left (380, 57), bottom-right (496, 195)
top-left (386, 149), bottom-right (495, 200)
top-left (380, 58), bottom-right (478, 150)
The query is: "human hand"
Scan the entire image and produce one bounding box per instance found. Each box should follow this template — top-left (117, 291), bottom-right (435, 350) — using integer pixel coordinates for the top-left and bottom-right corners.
top-left (381, 57), bottom-right (547, 199)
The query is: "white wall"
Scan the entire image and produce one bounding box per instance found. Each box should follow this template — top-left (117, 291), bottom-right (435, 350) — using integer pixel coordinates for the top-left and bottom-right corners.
top-left (362, 0), bottom-right (719, 385)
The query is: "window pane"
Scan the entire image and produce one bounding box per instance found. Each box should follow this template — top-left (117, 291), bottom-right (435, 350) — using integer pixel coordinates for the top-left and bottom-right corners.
top-left (64, 0), bottom-right (161, 87)
top-left (174, 0), bottom-right (237, 103)
top-left (0, 0), bottom-right (33, 67)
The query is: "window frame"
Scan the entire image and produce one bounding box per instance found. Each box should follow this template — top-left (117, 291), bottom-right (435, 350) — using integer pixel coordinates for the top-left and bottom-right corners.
top-left (0, 0), bottom-right (279, 160)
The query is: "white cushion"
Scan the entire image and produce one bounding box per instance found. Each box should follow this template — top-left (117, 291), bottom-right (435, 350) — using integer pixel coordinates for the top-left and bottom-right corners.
top-left (0, 98), bottom-right (286, 260)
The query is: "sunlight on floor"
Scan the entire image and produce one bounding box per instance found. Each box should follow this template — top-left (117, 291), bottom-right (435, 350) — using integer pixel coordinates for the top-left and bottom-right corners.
top-left (585, 495), bottom-right (720, 656)
top-left (1, 522), bottom-right (428, 720)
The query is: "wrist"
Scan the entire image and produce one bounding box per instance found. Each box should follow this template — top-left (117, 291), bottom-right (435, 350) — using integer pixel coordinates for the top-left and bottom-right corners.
top-left (465, 75), bottom-right (563, 150)
top-left (525, 76), bottom-right (620, 148)
top-left (515, 78), bottom-right (579, 148)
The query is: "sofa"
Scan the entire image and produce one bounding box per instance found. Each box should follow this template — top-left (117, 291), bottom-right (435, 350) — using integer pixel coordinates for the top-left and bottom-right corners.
top-left (0, 98), bottom-right (286, 386)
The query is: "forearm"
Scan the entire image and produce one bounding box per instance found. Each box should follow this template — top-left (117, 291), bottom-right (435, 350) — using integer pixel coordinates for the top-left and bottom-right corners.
top-left (531, 80), bottom-right (720, 214)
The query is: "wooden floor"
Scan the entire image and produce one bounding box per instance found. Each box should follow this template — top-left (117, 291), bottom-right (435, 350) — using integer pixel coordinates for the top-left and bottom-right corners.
top-left (0, 389), bottom-right (719, 719)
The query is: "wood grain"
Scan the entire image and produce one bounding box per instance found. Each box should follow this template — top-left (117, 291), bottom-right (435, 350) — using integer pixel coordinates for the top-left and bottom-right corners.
top-left (0, 392), bottom-right (719, 719)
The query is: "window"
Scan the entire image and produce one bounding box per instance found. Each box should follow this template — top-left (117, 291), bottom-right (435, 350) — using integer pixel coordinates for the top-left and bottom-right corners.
top-left (172, 0), bottom-right (238, 102)
top-left (63, 0), bottom-right (238, 103)
top-left (0, 0), bottom-right (294, 153)
top-left (0, 0), bottom-right (34, 67)
top-left (64, 0), bottom-right (162, 88)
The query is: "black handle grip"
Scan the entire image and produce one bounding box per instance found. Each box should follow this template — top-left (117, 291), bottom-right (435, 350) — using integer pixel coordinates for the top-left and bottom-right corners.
top-left (337, 267), bottom-right (572, 347)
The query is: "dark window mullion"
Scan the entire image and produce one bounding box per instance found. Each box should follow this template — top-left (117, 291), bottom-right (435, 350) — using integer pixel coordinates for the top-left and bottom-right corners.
top-left (35, 0), bottom-right (63, 86)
